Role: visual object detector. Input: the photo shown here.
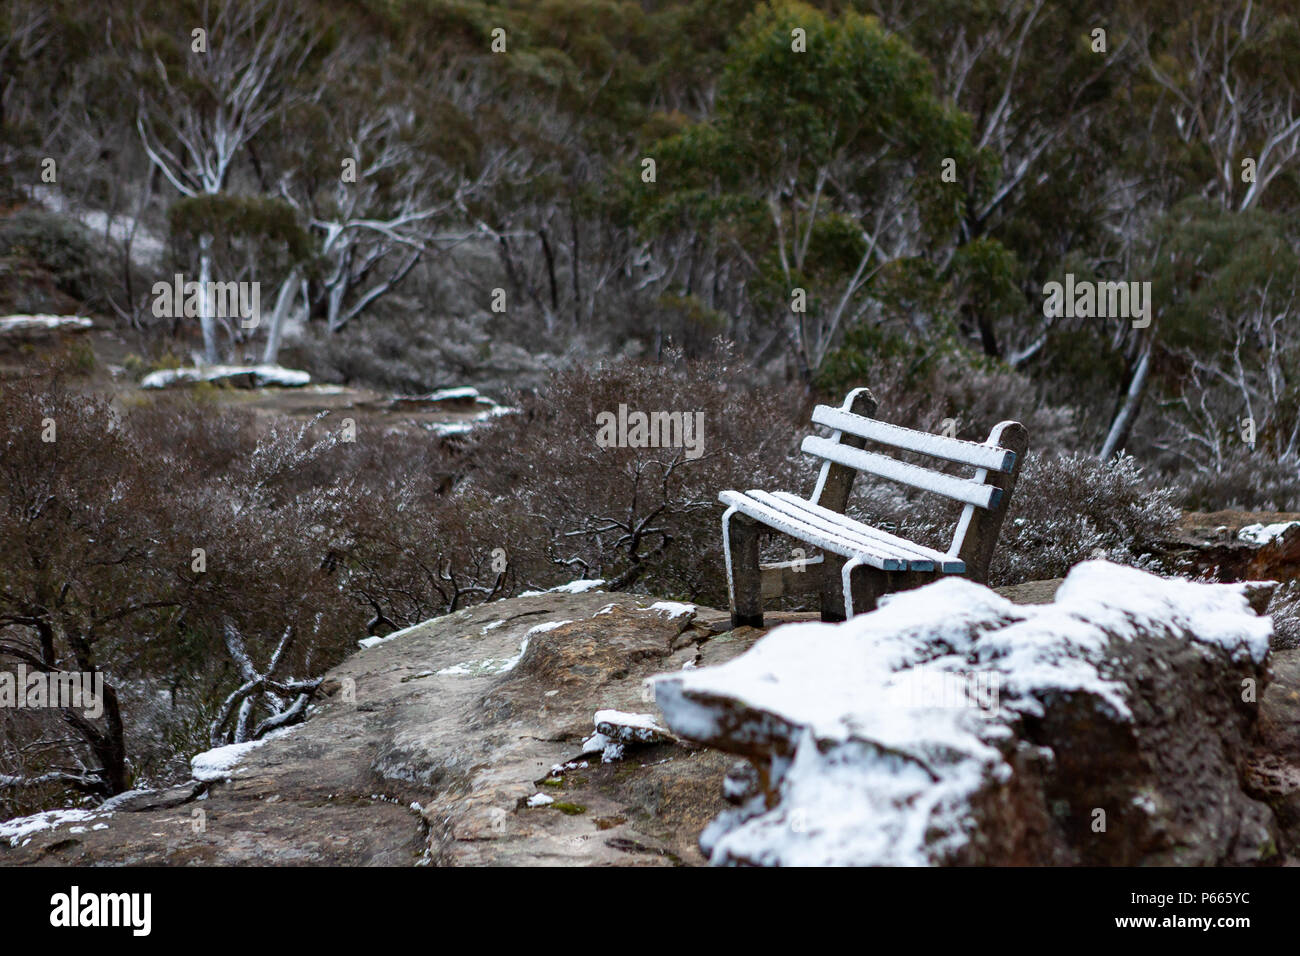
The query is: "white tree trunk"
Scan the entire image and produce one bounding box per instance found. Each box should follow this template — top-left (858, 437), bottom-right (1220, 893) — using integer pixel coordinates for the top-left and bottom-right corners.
top-left (261, 268), bottom-right (300, 364)
top-left (198, 232), bottom-right (218, 364)
top-left (1099, 337), bottom-right (1153, 460)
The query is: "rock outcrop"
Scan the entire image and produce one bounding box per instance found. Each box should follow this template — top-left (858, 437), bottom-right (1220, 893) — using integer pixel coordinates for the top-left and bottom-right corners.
top-left (653, 561), bottom-right (1283, 866)
top-left (139, 364), bottom-right (311, 389)
top-left (1160, 511), bottom-right (1300, 587)
top-left (0, 589), bottom-right (755, 866)
top-left (2, 564), bottom-right (1296, 867)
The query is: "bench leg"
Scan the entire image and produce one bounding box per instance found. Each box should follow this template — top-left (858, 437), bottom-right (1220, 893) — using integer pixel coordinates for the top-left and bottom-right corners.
top-left (723, 507), bottom-right (763, 629)
top-left (820, 554), bottom-right (849, 622)
top-left (844, 559), bottom-right (890, 618)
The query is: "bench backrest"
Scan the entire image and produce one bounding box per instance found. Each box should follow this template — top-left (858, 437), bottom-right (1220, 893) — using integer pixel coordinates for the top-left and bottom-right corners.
top-left (805, 387), bottom-right (1028, 583)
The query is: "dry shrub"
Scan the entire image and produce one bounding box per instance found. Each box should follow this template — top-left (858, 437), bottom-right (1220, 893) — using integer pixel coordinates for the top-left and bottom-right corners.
top-left (845, 451), bottom-right (1180, 587)
top-left (464, 347), bottom-right (811, 605)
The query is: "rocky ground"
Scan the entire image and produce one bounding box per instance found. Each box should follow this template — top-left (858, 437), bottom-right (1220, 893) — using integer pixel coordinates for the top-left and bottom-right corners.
top-left (3, 570), bottom-right (1296, 867)
top-left (0, 589), bottom-right (760, 866)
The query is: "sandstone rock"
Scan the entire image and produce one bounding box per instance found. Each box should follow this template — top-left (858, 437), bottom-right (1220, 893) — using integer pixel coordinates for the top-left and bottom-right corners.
top-left (97, 781), bottom-right (206, 813)
top-left (1245, 523), bottom-right (1300, 582)
top-left (1158, 511), bottom-right (1300, 588)
top-left (654, 561), bottom-right (1280, 866)
top-left (1245, 647), bottom-right (1300, 857)
top-left (0, 588), bottom-right (760, 866)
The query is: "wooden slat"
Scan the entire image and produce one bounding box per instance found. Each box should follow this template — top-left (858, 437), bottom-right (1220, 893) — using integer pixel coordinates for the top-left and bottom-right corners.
top-left (800, 436), bottom-right (1002, 509)
top-left (811, 406), bottom-right (1017, 473)
top-left (719, 491), bottom-right (908, 571)
top-left (768, 492), bottom-right (966, 573)
top-left (745, 491), bottom-right (936, 571)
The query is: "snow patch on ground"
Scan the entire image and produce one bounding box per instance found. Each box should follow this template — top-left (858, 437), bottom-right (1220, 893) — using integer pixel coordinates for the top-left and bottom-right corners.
top-left (648, 601), bottom-right (696, 618)
top-left (519, 579), bottom-right (606, 597)
top-left (0, 808), bottom-right (109, 847)
top-left (435, 623), bottom-right (567, 678)
top-left (427, 386), bottom-right (481, 402)
top-left (0, 314), bottom-right (94, 335)
top-left (429, 421), bottom-right (475, 436)
top-left (191, 740), bottom-right (269, 782)
top-left (358, 618), bottom-right (435, 649)
top-left (190, 727), bottom-right (298, 782)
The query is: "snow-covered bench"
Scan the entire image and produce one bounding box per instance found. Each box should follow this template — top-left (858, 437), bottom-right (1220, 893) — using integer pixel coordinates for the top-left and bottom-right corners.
top-left (720, 387), bottom-right (1028, 627)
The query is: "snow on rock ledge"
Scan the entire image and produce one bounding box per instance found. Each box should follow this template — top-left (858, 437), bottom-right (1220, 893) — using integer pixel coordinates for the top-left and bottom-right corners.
top-left (653, 561), bottom-right (1279, 866)
top-left (0, 314), bottom-right (93, 336)
top-left (140, 364), bottom-right (311, 389)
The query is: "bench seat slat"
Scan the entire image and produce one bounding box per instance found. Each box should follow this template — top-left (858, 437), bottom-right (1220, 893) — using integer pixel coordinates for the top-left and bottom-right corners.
top-left (720, 491), bottom-right (919, 571)
top-left (744, 491), bottom-right (936, 571)
top-left (811, 405), bottom-right (1016, 473)
top-left (801, 436), bottom-right (1002, 510)
top-left (768, 492), bottom-right (966, 573)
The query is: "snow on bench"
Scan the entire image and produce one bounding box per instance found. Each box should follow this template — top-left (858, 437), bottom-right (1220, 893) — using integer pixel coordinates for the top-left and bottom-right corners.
top-left (720, 387), bottom-right (1028, 626)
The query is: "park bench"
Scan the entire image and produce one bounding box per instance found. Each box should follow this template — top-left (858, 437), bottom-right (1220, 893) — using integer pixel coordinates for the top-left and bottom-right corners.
top-left (719, 387), bottom-right (1028, 627)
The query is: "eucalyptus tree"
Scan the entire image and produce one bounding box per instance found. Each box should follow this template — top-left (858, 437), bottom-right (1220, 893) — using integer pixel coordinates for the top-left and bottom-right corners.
top-left (131, 0), bottom-right (323, 363)
top-left (634, 2), bottom-right (969, 379)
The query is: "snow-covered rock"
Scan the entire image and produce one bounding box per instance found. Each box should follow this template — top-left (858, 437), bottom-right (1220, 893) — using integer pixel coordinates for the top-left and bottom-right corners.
top-left (594, 709), bottom-right (673, 745)
top-left (654, 560), bottom-right (1279, 866)
top-left (0, 808), bottom-right (108, 847)
top-left (1239, 521), bottom-right (1300, 546)
top-left (0, 314), bottom-right (93, 336)
top-left (140, 364), bottom-right (311, 389)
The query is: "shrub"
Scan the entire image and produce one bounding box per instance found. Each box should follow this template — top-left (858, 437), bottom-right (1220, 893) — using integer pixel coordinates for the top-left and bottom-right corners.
top-left (845, 451), bottom-right (1181, 587)
top-left (464, 347), bottom-right (811, 605)
top-left (1266, 580), bottom-right (1300, 651)
top-left (1166, 450), bottom-right (1300, 513)
top-left (0, 375), bottom-right (371, 813)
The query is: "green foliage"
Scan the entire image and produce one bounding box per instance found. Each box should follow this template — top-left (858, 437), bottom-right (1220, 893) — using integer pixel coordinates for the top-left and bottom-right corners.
top-left (167, 194), bottom-right (313, 261)
top-left (815, 321), bottom-right (948, 395)
top-left (1149, 198), bottom-right (1300, 354)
